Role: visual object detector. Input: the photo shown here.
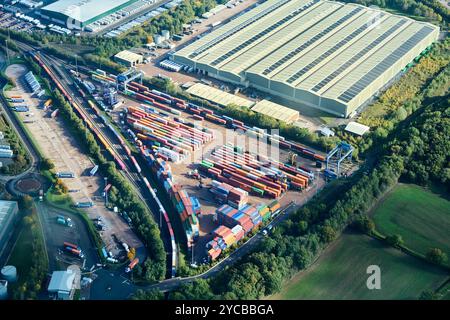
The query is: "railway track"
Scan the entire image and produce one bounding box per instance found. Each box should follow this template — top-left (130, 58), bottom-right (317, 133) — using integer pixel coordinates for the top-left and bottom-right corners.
top-left (14, 41), bottom-right (176, 276)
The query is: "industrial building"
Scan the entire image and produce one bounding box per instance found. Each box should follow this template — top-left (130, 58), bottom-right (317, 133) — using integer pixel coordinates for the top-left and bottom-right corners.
top-left (186, 83), bottom-right (300, 123)
top-left (39, 0), bottom-right (139, 29)
top-left (114, 50), bottom-right (144, 67)
top-left (0, 201), bottom-right (19, 259)
top-left (173, 0), bottom-right (439, 117)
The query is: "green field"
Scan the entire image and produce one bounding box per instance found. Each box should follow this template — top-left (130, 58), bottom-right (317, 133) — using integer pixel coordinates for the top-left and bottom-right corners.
top-left (270, 233), bottom-right (449, 300)
top-left (372, 184), bottom-right (450, 257)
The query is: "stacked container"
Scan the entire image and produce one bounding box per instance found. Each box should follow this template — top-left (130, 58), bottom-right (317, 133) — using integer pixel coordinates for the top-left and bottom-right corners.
top-left (215, 204), bottom-right (260, 235)
top-left (201, 143), bottom-right (312, 198)
top-left (231, 224), bottom-right (245, 242)
top-left (240, 204), bottom-right (262, 228)
top-left (227, 188), bottom-right (248, 209)
top-left (215, 204), bottom-right (239, 228)
top-left (209, 180), bottom-right (249, 208)
top-left (268, 200), bottom-right (281, 216)
top-left (127, 105), bottom-right (214, 163)
top-left (257, 204), bottom-right (271, 222)
top-left (213, 226), bottom-right (236, 247)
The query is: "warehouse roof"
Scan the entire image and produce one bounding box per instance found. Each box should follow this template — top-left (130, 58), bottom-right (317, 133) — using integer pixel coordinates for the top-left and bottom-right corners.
top-left (41, 0), bottom-right (134, 23)
top-left (186, 83), bottom-right (255, 108)
top-left (175, 0), bottom-right (439, 109)
top-left (114, 50), bottom-right (143, 63)
top-left (48, 270), bottom-right (75, 294)
top-left (345, 121), bottom-right (370, 136)
top-left (251, 100), bottom-right (299, 123)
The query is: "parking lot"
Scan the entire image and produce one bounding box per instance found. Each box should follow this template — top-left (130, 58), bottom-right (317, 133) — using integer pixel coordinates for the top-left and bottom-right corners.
top-left (5, 64), bottom-right (145, 261)
top-left (34, 201), bottom-right (98, 271)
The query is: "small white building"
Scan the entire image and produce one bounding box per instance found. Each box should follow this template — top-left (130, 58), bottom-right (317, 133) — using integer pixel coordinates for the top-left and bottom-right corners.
top-left (319, 126), bottom-right (335, 137)
top-left (47, 270), bottom-right (76, 300)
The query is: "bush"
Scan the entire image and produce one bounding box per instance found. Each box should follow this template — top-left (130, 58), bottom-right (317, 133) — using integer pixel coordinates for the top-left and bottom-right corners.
top-left (426, 248), bottom-right (448, 266)
top-left (386, 234), bottom-right (404, 248)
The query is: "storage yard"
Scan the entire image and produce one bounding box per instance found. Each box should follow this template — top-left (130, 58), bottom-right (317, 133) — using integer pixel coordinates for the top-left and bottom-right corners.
top-left (88, 71), bottom-right (329, 262)
top-left (173, 0), bottom-right (439, 117)
top-left (4, 64), bottom-right (144, 262)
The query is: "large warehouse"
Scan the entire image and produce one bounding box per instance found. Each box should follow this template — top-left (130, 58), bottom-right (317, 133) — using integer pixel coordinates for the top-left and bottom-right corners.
top-left (40, 0), bottom-right (139, 28)
top-left (173, 0), bottom-right (439, 117)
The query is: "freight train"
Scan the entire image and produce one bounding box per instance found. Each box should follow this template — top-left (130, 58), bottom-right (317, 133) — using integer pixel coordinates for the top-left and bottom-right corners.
top-left (140, 146), bottom-right (199, 255)
top-left (143, 177), bottom-right (177, 277)
top-left (30, 51), bottom-right (126, 171)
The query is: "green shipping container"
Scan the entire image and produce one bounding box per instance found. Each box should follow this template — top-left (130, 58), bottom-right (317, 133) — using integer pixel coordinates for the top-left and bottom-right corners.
top-left (202, 160), bottom-right (214, 166)
top-left (200, 162), bottom-right (213, 169)
top-left (251, 187), bottom-right (264, 196)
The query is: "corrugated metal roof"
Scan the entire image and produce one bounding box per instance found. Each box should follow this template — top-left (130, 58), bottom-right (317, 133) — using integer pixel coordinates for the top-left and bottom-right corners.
top-left (345, 121), bottom-right (370, 136)
top-left (48, 270), bottom-right (75, 293)
top-left (186, 83), bottom-right (254, 108)
top-left (114, 50), bottom-right (143, 63)
top-left (251, 100), bottom-right (299, 123)
top-left (175, 0), bottom-right (439, 110)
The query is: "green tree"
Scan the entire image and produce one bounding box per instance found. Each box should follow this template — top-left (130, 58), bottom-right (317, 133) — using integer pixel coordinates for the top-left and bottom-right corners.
top-left (320, 226), bottom-right (337, 243)
top-left (352, 216), bottom-right (375, 234)
top-left (19, 195), bottom-right (33, 211)
top-left (41, 157), bottom-right (55, 170)
top-left (385, 234), bottom-right (404, 248)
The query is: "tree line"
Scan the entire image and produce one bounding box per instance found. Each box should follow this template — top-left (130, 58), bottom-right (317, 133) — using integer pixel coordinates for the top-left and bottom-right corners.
top-left (0, 107), bottom-right (32, 175)
top-left (9, 196), bottom-right (48, 300)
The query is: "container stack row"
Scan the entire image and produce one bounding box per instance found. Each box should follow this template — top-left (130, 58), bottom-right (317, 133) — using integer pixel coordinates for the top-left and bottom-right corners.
top-left (126, 105), bottom-right (214, 163)
top-left (141, 147), bottom-right (200, 248)
top-left (89, 71), bottom-right (326, 163)
top-left (199, 144), bottom-right (312, 198)
top-left (207, 200), bottom-right (281, 261)
top-left (210, 180), bottom-right (249, 209)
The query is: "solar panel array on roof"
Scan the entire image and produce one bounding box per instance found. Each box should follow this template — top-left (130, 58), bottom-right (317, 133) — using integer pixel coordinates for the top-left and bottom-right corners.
top-left (174, 0), bottom-right (439, 117)
top-left (285, 12), bottom-right (389, 84)
top-left (190, 0), bottom-right (292, 58)
top-left (263, 6), bottom-right (363, 76)
top-left (211, 0), bottom-right (319, 66)
top-left (312, 19), bottom-right (408, 92)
